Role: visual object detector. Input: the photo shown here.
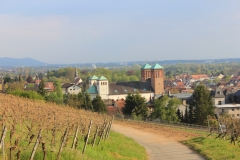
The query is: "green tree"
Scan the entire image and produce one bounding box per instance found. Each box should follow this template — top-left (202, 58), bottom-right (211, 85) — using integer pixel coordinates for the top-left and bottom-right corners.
top-left (38, 80), bottom-right (46, 97)
top-left (191, 84), bottom-right (214, 125)
top-left (54, 80), bottom-right (63, 102)
top-left (122, 92), bottom-right (148, 117)
top-left (77, 92), bottom-right (92, 110)
top-left (183, 106), bottom-right (189, 123)
top-left (92, 95), bottom-right (107, 113)
top-left (188, 105), bottom-right (195, 124)
top-left (47, 80), bottom-right (63, 104)
top-left (152, 95), bottom-right (181, 122)
top-left (4, 76), bottom-right (12, 84)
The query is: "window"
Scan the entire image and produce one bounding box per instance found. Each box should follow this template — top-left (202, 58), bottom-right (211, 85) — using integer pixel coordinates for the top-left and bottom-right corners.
top-left (218, 101), bottom-right (222, 105)
top-left (222, 109), bottom-right (224, 112)
top-left (232, 108), bottom-right (234, 111)
top-left (237, 114), bottom-right (240, 117)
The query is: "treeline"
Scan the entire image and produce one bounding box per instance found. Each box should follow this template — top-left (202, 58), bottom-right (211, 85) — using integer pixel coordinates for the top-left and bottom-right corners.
top-left (46, 66), bottom-right (141, 83)
top-left (122, 84), bottom-right (215, 125)
top-left (1, 62), bottom-right (240, 85)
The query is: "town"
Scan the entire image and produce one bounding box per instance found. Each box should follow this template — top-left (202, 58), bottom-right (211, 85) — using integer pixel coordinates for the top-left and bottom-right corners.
top-left (1, 61), bottom-right (240, 123)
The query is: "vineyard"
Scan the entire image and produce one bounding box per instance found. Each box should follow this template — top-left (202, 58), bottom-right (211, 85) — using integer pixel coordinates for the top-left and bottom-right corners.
top-left (0, 94), bottom-right (114, 160)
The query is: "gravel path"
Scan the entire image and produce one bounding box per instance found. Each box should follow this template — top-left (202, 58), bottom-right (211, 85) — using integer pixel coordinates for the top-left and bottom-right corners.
top-left (112, 123), bottom-right (205, 160)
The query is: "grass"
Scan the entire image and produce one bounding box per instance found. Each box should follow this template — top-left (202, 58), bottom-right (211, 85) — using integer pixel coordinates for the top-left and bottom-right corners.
top-left (0, 131), bottom-right (147, 160)
top-left (183, 136), bottom-right (240, 160)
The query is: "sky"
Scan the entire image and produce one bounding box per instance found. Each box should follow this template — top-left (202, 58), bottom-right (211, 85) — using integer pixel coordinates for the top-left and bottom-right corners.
top-left (0, 0), bottom-right (240, 64)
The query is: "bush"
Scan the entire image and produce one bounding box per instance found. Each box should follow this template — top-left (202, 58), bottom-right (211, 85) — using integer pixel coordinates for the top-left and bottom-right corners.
top-left (8, 90), bottom-right (44, 100)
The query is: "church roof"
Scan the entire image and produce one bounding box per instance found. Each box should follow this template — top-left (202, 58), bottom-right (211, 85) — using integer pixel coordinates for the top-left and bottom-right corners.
top-left (98, 75), bottom-right (108, 81)
top-left (141, 63), bottom-right (152, 69)
top-left (89, 75), bottom-right (98, 80)
top-left (87, 85), bottom-right (98, 94)
top-left (151, 63), bottom-right (164, 69)
top-left (211, 87), bottom-right (225, 98)
top-left (108, 79), bottom-right (153, 95)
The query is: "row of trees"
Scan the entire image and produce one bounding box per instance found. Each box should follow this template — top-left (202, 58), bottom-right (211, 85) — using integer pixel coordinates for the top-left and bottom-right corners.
top-left (122, 84), bottom-right (215, 125)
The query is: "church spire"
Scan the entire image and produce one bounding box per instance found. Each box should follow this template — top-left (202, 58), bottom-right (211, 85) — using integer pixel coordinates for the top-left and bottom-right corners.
top-left (74, 67), bottom-right (78, 79)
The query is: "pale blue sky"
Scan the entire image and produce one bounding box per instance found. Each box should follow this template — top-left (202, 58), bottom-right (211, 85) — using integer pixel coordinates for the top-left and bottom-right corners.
top-left (0, 0), bottom-right (240, 64)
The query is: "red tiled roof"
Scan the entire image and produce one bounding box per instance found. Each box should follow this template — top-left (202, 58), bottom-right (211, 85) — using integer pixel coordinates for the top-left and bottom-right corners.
top-left (176, 82), bottom-right (184, 86)
top-left (107, 106), bottom-right (119, 116)
top-left (115, 100), bottom-right (125, 114)
top-left (191, 74), bottom-right (209, 79)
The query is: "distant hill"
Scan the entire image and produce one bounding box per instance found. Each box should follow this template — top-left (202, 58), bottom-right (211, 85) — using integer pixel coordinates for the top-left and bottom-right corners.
top-left (0, 57), bottom-right (48, 67)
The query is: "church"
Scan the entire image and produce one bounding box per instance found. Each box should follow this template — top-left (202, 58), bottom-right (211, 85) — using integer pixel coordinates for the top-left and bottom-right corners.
top-left (87, 63), bottom-right (164, 101)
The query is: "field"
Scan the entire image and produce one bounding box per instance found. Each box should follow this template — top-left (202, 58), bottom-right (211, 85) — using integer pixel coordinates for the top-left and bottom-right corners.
top-left (0, 94), bottom-right (147, 160)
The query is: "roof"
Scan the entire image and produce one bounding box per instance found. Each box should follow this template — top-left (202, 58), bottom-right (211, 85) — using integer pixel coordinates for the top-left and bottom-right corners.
top-left (176, 82), bottom-right (184, 86)
top-left (191, 74), bottom-right (209, 79)
top-left (107, 106), bottom-right (120, 115)
top-left (62, 83), bottom-right (74, 88)
top-left (211, 87), bottom-right (225, 98)
top-left (87, 85), bottom-right (98, 94)
top-left (141, 63), bottom-right (151, 69)
top-left (215, 104), bottom-right (240, 108)
top-left (89, 75), bottom-right (98, 80)
top-left (151, 63), bottom-right (164, 69)
top-left (98, 75), bottom-right (108, 81)
top-left (172, 93), bottom-right (193, 99)
top-left (115, 100), bottom-right (125, 114)
top-left (108, 79), bottom-right (153, 95)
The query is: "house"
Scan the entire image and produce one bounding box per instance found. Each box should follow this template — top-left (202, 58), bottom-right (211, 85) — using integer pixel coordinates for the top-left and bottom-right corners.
top-left (210, 87), bottom-right (240, 118)
top-left (211, 87), bottom-right (225, 105)
top-left (87, 63), bottom-right (164, 101)
top-left (62, 83), bottom-right (81, 95)
top-left (61, 67), bottom-right (82, 95)
top-left (215, 104), bottom-right (240, 118)
top-left (190, 74), bottom-right (210, 83)
top-left (44, 82), bottom-right (54, 92)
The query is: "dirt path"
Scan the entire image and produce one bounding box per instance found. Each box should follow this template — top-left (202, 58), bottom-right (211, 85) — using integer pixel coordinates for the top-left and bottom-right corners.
top-left (112, 123), bottom-right (205, 160)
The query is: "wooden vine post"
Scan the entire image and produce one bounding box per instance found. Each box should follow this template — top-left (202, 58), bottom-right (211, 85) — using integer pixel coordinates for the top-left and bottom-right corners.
top-left (82, 120), bottom-right (92, 154)
top-left (29, 129), bottom-right (42, 160)
top-left (0, 125), bottom-right (7, 160)
top-left (105, 116), bottom-right (114, 140)
top-left (0, 126), bottom-right (7, 149)
top-left (92, 126), bottom-right (99, 147)
top-left (56, 127), bottom-right (69, 160)
top-left (71, 126), bottom-right (79, 149)
top-left (97, 121), bottom-right (107, 146)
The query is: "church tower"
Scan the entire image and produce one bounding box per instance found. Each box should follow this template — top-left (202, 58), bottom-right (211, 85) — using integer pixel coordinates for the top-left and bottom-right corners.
top-left (96, 75), bottom-right (109, 99)
top-left (74, 67), bottom-right (78, 80)
top-left (150, 63), bottom-right (164, 94)
top-left (141, 63), bottom-right (152, 81)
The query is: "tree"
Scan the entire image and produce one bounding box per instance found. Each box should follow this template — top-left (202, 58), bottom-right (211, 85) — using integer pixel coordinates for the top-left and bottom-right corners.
top-left (92, 95), bottom-right (107, 113)
top-left (191, 84), bottom-right (214, 125)
top-left (26, 76), bottom-right (34, 83)
top-left (77, 92), bottom-right (92, 110)
top-left (46, 80), bottom-right (63, 104)
top-left (152, 95), bottom-right (181, 122)
top-left (122, 92), bottom-right (148, 117)
top-left (176, 108), bottom-right (183, 122)
top-left (4, 76), bottom-right (12, 84)
top-left (38, 80), bottom-right (46, 97)
top-left (183, 106), bottom-right (189, 123)
top-left (188, 105), bottom-right (195, 124)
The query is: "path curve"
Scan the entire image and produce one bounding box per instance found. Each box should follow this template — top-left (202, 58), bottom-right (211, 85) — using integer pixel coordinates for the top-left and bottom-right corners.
top-left (112, 123), bottom-right (205, 160)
